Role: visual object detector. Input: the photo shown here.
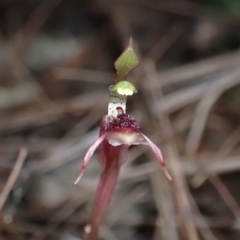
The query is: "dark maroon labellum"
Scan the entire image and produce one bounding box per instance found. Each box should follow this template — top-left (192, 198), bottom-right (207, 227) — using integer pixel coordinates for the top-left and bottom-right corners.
top-left (108, 112), bottom-right (140, 132)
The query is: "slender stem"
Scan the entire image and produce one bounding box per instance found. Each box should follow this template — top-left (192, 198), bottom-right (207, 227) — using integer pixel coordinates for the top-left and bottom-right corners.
top-left (87, 143), bottom-right (121, 240)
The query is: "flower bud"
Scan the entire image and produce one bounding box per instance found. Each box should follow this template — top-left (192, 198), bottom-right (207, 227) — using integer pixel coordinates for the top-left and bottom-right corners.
top-left (114, 38), bottom-right (139, 81)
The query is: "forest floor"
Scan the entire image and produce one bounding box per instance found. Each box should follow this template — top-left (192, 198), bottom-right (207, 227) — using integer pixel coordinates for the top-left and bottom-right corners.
top-left (1, 1), bottom-right (240, 240)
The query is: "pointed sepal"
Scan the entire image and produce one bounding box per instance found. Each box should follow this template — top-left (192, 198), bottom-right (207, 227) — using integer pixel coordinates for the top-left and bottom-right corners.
top-left (114, 37), bottom-right (139, 81)
top-left (142, 134), bottom-right (172, 181)
top-left (74, 133), bottom-right (107, 184)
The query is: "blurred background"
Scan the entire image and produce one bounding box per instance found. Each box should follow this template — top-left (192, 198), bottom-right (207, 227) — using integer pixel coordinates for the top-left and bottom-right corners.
top-left (1, 0), bottom-right (240, 240)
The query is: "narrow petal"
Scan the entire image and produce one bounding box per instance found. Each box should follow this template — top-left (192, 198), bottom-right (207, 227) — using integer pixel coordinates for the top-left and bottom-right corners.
top-left (74, 133), bottom-right (107, 184)
top-left (142, 134), bottom-right (172, 181)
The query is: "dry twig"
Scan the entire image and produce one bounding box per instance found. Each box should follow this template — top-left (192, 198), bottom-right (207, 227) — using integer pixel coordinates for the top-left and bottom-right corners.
top-left (0, 148), bottom-right (27, 210)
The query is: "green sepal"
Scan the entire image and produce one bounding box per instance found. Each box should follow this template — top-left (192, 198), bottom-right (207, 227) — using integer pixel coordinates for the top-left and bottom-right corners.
top-left (114, 38), bottom-right (139, 80)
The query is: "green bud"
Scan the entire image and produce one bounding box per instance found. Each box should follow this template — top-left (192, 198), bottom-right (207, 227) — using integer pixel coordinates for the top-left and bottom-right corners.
top-left (114, 38), bottom-right (139, 81)
top-left (109, 80), bottom-right (137, 96)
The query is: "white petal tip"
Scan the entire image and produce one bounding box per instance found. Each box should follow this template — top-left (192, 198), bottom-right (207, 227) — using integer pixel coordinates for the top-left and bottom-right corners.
top-left (74, 172), bottom-right (83, 185)
top-left (74, 179), bottom-right (80, 185)
top-left (163, 167), bottom-right (172, 181)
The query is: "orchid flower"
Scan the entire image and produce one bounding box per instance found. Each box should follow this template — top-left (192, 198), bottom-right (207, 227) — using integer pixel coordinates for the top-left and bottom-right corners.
top-left (74, 38), bottom-right (172, 240)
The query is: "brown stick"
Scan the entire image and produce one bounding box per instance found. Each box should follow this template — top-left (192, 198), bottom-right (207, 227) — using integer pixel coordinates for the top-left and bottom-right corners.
top-left (0, 148), bottom-right (27, 210)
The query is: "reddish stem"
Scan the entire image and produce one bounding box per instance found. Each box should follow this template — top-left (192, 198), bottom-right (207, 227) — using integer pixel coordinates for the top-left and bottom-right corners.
top-left (87, 141), bottom-right (122, 240)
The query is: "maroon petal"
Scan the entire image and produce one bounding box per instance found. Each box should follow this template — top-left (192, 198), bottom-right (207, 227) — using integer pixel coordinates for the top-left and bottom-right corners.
top-left (74, 133), bottom-right (107, 184)
top-left (142, 134), bottom-right (172, 181)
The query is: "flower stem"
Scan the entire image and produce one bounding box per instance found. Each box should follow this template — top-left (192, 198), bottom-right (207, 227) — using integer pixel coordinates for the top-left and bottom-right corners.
top-left (87, 143), bottom-right (121, 240)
